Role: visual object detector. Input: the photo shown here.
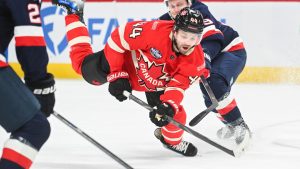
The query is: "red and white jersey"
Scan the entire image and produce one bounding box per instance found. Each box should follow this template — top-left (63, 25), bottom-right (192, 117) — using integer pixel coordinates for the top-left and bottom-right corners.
top-left (65, 15), bottom-right (206, 107)
top-left (105, 20), bottom-right (206, 104)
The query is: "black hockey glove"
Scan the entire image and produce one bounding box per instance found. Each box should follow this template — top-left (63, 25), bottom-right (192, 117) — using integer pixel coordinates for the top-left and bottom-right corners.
top-left (149, 102), bottom-right (175, 127)
top-left (108, 71), bottom-right (132, 102)
top-left (26, 73), bottom-right (56, 117)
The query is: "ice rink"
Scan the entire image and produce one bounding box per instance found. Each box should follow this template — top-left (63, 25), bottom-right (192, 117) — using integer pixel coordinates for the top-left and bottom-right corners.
top-left (1, 80), bottom-right (300, 169)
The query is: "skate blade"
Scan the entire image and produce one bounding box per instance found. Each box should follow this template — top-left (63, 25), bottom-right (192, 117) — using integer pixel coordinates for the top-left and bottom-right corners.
top-left (233, 131), bottom-right (251, 157)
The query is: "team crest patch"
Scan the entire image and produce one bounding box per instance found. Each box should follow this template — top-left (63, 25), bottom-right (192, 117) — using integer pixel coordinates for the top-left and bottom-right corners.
top-left (150, 48), bottom-right (162, 59)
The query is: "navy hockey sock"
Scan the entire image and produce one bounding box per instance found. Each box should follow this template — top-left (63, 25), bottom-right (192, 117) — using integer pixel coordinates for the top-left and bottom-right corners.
top-left (0, 112), bottom-right (50, 169)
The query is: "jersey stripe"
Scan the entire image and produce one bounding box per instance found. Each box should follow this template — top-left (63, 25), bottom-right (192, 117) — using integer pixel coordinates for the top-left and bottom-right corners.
top-left (165, 86), bottom-right (184, 95)
top-left (216, 94), bottom-right (237, 115)
top-left (2, 148), bottom-right (33, 169)
top-left (118, 24), bottom-right (130, 50)
top-left (0, 62), bottom-right (7, 67)
top-left (227, 42), bottom-right (245, 52)
top-left (216, 94), bottom-right (234, 110)
top-left (15, 37), bottom-right (46, 46)
top-left (222, 37), bottom-right (244, 52)
top-left (14, 25), bottom-right (44, 37)
top-left (68, 36), bottom-right (91, 47)
top-left (14, 25), bottom-right (46, 46)
top-left (107, 36), bottom-right (125, 53)
top-left (2, 139), bottom-right (38, 169)
top-left (66, 21), bottom-right (85, 32)
top-left (202, 25), bottom-right (223, 39)
top-left (0, 54), bottom-right (6, 62)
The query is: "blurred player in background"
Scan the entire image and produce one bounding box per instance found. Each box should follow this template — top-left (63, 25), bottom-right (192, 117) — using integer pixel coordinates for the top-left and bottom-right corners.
top-left (160, 0), bottom-right (251, 144)
top-left (0, 0), bottom-right (55, 168)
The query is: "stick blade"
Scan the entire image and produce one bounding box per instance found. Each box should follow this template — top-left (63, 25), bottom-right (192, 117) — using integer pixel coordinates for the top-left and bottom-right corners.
top-left (189, 111), bottom-right (208, 126)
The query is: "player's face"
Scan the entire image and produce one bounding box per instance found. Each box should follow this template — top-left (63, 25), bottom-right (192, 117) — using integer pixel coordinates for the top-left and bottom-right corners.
top-left (174, 29), bottom-right (200, 55)
top-left (168, 0), bottom-right (190, 19)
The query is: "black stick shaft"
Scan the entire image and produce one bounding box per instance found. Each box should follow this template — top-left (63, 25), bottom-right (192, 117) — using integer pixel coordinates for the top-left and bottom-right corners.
top-left (53, 111), bottom-right (134, 169)
top-left (123, 92), bottom-right (235, 157)
top-left (189, 76), bottom-right (219, 126)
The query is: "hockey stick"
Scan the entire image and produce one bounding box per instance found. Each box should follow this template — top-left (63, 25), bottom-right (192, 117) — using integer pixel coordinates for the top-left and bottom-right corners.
top-left (123, 91), bottom-right (237, 157)
top-left (52, 111), bottom-right (134, 169)
top-left (189, 75), bottom-right (219, 126)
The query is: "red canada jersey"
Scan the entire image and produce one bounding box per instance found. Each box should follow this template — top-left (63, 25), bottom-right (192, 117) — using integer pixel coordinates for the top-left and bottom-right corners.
top-left (65, 15), bottom-right (206, 108)
top-left (105, 20), bottom-right (205, 92)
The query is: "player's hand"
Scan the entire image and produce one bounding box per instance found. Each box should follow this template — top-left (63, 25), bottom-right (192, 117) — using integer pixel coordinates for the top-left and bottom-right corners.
top-left (203, 52), bottom-right (211, 78)
top-left (149, 102), bottom-right (175, 127)
top-left (26, 73), bottom-right (56, 117)
top-left (108, 71), bottom-right (132, 102)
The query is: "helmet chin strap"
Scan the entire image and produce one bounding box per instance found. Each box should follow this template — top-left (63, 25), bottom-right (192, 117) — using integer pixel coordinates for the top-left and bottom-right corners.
top-left (172, 33), bottom-right (181, 56)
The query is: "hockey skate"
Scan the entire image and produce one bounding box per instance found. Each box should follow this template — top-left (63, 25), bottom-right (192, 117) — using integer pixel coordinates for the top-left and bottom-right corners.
top-left (154, 128), bottom-right (198, 157)
top-left (217, 118), bottom-right (251, 144)
top-left (52, 0), bottom-right (85, 21)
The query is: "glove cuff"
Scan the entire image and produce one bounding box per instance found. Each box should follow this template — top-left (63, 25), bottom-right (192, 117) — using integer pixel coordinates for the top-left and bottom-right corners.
top-left (107, 71), bottom-right (129, 82)
top-left (26, 73), bottom-right (56, 95)
top-left (163, 100), bottom-right (179, 114)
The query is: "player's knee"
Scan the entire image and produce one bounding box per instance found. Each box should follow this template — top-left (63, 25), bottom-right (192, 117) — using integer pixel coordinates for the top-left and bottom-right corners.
top-left (31, 113), bottom-right (51, 149)
top-left (33, 113), bottom-right (51, 147)
top-left (201, 73), bottom-right (229, 100)
top-left (12, 113), bottom-right (51, 150)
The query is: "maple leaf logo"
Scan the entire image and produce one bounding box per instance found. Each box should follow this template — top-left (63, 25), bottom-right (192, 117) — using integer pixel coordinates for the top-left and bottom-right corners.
top-left (136, 54), bottom-right (170, 91)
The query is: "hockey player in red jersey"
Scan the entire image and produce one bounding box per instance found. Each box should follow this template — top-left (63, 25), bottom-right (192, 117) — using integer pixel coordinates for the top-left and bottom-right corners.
top-left (160, 0), bottom-right (251, 145)
top-left (53, 0), bottom-right (209, 157)
top-left (0, 0), bottom-right (54, 168)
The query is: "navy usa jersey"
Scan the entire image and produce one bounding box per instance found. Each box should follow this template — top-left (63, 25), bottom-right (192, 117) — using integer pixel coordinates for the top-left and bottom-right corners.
top-left (159, 1), bottom-right (245, 60)
top-left (0, 0), bottom-right (49, 82)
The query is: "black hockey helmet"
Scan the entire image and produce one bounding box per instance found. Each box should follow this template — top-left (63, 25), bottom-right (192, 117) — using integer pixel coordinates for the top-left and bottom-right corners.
top-left (173, 7), bottom-right (204, 34)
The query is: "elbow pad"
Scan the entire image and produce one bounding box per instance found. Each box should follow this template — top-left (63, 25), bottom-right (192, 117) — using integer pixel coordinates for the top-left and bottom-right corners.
top-left (81, 50), bottom-right (110, 85)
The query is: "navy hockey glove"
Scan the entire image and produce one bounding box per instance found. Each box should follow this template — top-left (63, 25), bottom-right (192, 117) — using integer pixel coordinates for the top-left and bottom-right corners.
top-left (108, 71), bottom-right (132, 102)
top-left (203, 52), bottom-right (212, 78)
top-left (26, 73), bottom-right (56, 117)
top-left (149, 102), bottom-right (175, 127)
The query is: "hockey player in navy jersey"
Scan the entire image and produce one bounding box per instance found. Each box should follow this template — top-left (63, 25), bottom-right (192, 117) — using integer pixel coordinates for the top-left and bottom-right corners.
top-left (160, 0), bottom-right (251, 145)
top-left (0, 0), bottom-right (55, 168)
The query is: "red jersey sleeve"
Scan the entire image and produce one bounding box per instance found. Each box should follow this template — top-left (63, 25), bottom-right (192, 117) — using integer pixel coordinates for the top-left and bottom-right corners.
top-left (65, 14), bottom-right (93, 74)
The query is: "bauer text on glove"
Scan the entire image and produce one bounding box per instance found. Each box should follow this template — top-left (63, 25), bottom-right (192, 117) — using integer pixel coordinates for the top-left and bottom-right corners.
top-left (108, 71), bottom-right (132, 102)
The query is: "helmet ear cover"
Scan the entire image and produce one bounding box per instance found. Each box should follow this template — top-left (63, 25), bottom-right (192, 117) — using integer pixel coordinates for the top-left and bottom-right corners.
top-left (173, 7), bottom-right (204, 34)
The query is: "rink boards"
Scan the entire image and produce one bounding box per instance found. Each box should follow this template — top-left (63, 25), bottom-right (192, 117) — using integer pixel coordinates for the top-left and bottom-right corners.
top-left (6, 0), bottom-right (300, 83)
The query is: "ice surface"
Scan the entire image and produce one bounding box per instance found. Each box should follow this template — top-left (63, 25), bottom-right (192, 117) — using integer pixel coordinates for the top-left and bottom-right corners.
top-left (1, 80), bottom-right (300, 169)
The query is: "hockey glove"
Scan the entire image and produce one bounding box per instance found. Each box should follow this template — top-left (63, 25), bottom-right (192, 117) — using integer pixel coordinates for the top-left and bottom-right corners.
top-left (108, 71), bottom-right (132, 102)
top-left (202, 52), bottom-right (212, 78)
top-left (52, 0), bottom-right (85, 23)
top-left (26, 73), bottom-right (56, 117)
top-left (149, 102), bottom-right (175, 127)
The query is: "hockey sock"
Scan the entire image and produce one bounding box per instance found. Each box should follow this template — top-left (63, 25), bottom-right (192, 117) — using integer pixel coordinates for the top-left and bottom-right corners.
top-left (0, 113), bottom-right (50, 169)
